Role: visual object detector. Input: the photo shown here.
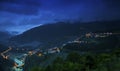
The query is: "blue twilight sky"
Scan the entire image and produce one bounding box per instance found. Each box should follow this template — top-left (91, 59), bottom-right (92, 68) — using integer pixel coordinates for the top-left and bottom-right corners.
top-left (0, 0), bottom-right (120, 34)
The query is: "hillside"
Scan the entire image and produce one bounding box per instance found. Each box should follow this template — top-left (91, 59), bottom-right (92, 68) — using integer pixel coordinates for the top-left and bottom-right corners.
top-left (30, 49), bottom-right (120, 71)
top-left (0, 44), bottom-right (14, 71)
top-left (63, 35), bottom-right (120, 53)
top-left (0, 31), bottom-right (12, 43)
top-left (0, 44), bottom-right (8, 53)
top-left (23, 33), bottom-right (120, 71)
top-left (10, 20), bottom-right (120, 48)
top-left (0, 56), bottom-right (14, 71)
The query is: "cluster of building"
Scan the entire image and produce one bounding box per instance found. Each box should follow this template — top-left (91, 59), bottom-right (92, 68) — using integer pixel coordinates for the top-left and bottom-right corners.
top-left (61, 32), bottom-right (114, 46)
top-left (47, 47), bottom-right (60, 54)
top-left (85, 32), bottom-right (113, 38)
top-left (15, 48), bottom-right (30, 51)
top-left (13, 58), bottom-right (24, 71)
top-left (67, 40), bottom-right (88, 44)
top-left (28, 47), bottom-right (61, 57)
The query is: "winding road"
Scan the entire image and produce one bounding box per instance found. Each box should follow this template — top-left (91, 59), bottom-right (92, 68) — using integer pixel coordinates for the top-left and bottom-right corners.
top-left (0, 47), bottom-right (12, 59)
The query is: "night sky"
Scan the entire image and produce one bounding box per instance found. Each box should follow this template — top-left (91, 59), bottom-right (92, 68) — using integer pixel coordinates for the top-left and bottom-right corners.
top-left (0, 0), bottom-right (120, 34)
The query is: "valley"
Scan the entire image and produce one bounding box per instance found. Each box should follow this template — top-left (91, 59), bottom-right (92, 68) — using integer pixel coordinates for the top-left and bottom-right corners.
top-left (0, 31), bottom-right (120, 71)
top-left (1, 0), bottom-right (120, 71)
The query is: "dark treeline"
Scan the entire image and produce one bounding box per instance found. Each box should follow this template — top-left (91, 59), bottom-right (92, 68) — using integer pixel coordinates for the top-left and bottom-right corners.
top-left (30, 48), bottom-right (120, 71)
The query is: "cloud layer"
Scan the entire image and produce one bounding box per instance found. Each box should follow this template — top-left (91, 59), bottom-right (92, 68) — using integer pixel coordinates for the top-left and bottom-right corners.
top-left (0, 0), bottom-right (120, 34)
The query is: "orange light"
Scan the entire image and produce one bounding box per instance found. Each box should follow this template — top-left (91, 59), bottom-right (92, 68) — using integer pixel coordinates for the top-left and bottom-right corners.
top-left (14, 62), bottom-right (18, 67)
top-left (28, 51), bottom-right (33, 55)
top-left (38, 53), bottom-right (42, 56)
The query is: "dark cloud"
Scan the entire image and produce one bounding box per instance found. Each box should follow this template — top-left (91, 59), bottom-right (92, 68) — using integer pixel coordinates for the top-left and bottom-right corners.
top-left (0, 0), bottom-right (120, 33)
top-left (58, 0), bottom-right (82, 5)
top-left (56, 0), bottom-right (120, 8)
top-left (101, 0), bottom-right (120, 8)
top-left (0, 20), bottom-right (14, 27)
top-left (0, 3), bottom-right (39, 15)
top-left (48, 0), bottom-right (82, 9)
top-left (103, 0), bottom-right (120, 4)
top-left (0, 0), bottom-right (41, 15)
top-left (0, 19), bottom-right (40, 34)
top-left (0, 20), bottom-right (15, 31)
top-left (0, 0), bottom-right (41, 6)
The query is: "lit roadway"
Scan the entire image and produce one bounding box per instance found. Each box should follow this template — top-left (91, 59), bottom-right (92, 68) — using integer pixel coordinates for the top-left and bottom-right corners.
top-left (0, 47), bottom-right (12, 59)
top-left (12, 49), bottom-right (40, 71)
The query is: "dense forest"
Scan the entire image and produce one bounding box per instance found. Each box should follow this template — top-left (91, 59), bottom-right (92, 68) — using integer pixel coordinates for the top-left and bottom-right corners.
top-left (26, 34), bottom-right (120, 71)
top-left (30, 48), bottom-right (120, 71)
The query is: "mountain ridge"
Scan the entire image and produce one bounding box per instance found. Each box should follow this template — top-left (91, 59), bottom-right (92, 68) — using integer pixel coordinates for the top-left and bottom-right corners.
top-left (10, 20), bottom-right (120, 48)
